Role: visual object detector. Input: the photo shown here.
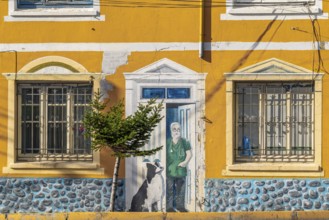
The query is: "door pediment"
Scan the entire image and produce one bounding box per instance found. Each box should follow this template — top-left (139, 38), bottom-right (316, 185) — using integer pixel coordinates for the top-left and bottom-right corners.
top-left (125, 58), bottom-right (206, 82)
top-left (131, 58), bottom-right (199, 74)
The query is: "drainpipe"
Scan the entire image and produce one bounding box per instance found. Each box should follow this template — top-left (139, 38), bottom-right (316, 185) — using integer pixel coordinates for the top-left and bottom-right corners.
top-left (199, 0), bottom-right (205, 58)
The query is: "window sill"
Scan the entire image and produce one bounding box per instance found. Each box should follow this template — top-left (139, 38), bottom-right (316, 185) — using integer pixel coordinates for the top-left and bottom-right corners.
top-left (222, 163), bottom-right (324, 177)
top-left (220, 6), bottom-right (328, 20)
top-left (5, 8), bottom-right (105, 21)
top-left (3, 162), bottom-right (104, 174)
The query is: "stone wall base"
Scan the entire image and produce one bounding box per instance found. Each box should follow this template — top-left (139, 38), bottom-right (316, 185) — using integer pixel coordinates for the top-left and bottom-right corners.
top-left (205, 179), bottom-right (329, 212)
top-left (0, 178), bottom-right (125, 213)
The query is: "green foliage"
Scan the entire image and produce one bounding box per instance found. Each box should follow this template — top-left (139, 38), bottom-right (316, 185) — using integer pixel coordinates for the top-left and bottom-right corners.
top-left (83, 92), bottom-right (164, 158)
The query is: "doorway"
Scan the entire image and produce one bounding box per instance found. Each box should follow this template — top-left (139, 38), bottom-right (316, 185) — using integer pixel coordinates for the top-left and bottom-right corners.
top-left (166, 103), bottom-right (196, 211)
top-left (124, 58), bottom-right (206, 212)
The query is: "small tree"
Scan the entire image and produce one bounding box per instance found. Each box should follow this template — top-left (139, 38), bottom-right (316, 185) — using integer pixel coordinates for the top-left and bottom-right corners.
top-left (83, 92), bottom-right (164, 212)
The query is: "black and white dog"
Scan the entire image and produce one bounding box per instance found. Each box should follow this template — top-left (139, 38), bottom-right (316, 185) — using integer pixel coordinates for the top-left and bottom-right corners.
top-left (130, 161), bottom-right (164, 212)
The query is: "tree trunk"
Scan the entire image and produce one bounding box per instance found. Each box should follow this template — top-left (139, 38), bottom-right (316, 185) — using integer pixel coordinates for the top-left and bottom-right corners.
top-left (109, 156), bottom-right (121, 212)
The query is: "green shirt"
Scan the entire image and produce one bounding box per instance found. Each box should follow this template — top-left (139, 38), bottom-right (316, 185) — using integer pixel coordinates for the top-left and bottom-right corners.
top-left (166, 138), bottom-right (191, 178)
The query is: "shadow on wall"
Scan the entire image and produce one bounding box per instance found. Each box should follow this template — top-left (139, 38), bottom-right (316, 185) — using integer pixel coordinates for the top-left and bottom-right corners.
top-left (202, 0), bottom-right (212, 63)
top-left (97, 78), bottom-right (126, 178)
top-left (206, 16), bottom-right (280, 103)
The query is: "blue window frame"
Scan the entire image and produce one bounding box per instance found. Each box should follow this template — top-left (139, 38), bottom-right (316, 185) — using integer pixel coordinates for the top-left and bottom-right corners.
top-left (142, 88), bottom-right (166, 99)
top-left (142, 87), bottom-right (190, 99)
top-left (167, 88), bottom-right (190, 99)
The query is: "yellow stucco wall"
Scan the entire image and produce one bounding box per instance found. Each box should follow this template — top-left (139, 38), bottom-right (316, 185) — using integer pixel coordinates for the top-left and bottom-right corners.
top-left (0, 1), bottom-right (327, 43)
top-left (0, 49), bottom-right (328, 179)
top-left (0, 0), bottom-right (328, 180)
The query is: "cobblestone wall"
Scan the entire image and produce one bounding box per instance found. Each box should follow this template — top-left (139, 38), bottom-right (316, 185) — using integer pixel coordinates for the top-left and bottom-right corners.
top-left (205, 179), bottom-right (329, 212)
top-left (0, 178), bottom-right (125, 213)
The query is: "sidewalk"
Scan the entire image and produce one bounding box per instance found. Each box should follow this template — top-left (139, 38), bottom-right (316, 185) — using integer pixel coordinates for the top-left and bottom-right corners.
top-left (1, 211), bottom-right (329, 220)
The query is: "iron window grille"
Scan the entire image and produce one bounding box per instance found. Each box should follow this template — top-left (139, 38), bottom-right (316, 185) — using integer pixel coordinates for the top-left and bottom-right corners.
top-left (17, 83), bottom-right (93, 162)
top-left (235, 82), bottom-right (314, 163)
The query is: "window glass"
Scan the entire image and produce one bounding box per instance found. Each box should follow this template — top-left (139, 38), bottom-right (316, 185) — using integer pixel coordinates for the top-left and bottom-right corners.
top-left (21, 87), bottom-right (40, 154)
top-left (17, 0), bottom-right (92, 8)
top-left (18, 0), bottom-right (42, 6)
top-left (167, 88), bottom-right (190, 99)
top-left (142, 87), bottom-right (191, 99)
top-left (142, 88), bottom-right (166, 99)
top-left (18, 84), bottom-right (92, 162)
top-left (235, 82), bottom-right (314, 162)
top-left (234, 0), bottom-right (315, 6)
top-left (236, 85), bottom-right (260, 156)
top-left (73, 86), bottom-right (92, 154)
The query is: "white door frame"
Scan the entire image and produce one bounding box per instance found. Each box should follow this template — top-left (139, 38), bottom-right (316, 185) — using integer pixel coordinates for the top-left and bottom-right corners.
top-left (177, 103), bottom-right (196, 211)
top-left (124, 58), bottom-right (207, 212)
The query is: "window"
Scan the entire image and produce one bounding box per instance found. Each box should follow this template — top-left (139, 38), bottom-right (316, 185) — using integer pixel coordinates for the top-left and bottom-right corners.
top-left (232, 0), bottom-right (316, 12)
top-left (141, 88), bottom-right (191, 99)
top-left (6, 0), bottom-right (103, 21)
top-left (2, 58), bottom-right (103, 174)
top-left (17, 84), bottom-right (92, 162)
top-left (220, 0), bottom-right (326, 20)
top-left (167, 88), bottom-right (191, 99)
top-left (223, 59), bottom-right (324, 176)
top-left (17, 0), bottom-right (92, 8)
top-left (142, 88), bottom-right (166, 99)
top-left (235, 82), bottom-right (314, 163)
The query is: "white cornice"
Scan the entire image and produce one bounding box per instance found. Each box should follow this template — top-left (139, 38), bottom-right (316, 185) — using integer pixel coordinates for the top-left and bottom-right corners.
top-left (0, 42), bottom-right (326, 52)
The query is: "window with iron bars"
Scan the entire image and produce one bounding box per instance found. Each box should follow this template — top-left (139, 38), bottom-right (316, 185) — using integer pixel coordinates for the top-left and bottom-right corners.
top-left (17, 83), bottom-right (92, 162)
top-left (235, 82), bottom-right (314, 163)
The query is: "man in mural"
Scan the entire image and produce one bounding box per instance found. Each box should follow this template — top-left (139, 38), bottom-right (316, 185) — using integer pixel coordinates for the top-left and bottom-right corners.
top-left (166, 122), bottom-right (192, 212)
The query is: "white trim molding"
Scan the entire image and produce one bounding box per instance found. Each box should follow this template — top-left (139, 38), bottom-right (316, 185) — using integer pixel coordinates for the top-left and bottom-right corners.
top-left (19, 56), bottom-right (89, 73)
top-left (0, 42), bottom-right (328, 52)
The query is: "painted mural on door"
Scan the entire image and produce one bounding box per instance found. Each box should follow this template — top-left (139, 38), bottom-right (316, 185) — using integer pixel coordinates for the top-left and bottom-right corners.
top-left (124, 58), bottom-right (206, 212)
top-left (166, 104), bottom-right (195, 212)
top-left (128, 103), bottom-right (196, 212)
